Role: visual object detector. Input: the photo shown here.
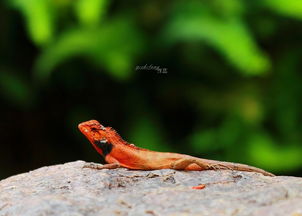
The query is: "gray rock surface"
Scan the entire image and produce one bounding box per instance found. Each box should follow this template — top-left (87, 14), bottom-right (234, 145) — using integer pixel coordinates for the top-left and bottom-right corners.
top-left (0, 161), bottom-right (301, 216)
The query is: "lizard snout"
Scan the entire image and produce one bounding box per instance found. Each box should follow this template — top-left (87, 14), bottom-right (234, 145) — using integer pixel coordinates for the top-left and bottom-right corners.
top-left (78, 120), bottom-right (106, 134)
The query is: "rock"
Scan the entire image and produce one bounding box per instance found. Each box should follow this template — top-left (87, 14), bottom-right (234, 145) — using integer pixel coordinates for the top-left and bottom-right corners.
top-left (0, 161), bottom-right (301, 216)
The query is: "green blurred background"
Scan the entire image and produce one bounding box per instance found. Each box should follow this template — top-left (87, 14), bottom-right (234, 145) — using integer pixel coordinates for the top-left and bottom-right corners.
top-left (1, 0), bottom-right (302, 179)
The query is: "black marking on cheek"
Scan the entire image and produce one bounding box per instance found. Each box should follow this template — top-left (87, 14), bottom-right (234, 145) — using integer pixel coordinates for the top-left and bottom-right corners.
top-left (94, 139), bottom-right (113, 156)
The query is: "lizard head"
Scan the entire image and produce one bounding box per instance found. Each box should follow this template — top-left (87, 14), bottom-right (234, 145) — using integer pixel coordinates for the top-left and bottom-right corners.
top-left (78, 120), bottom-right (114, 156)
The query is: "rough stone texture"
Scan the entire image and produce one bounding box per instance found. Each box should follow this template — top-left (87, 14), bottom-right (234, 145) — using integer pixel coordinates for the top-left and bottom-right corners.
top-left (0, 161), bottom-right (302, 216)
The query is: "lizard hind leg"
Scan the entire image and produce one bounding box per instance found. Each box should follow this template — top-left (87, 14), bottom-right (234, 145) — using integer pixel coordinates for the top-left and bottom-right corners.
top-left (170, 157), bottom-right (208, 170)
top-left (170, 157), bottom-right (232, 171)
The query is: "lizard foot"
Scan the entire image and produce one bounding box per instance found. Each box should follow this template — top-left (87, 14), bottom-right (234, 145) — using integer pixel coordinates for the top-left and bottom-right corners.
top-left (206, 163), bottom-right (233, 171)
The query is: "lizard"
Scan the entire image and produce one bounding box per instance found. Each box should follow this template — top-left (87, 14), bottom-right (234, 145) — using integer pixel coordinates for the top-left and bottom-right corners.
top-left (78, 120), bottom-right (274, 177)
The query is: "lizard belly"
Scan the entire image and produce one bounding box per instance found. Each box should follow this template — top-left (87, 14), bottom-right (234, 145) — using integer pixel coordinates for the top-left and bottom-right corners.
top-left (109, 148), bottom-right (183, 170)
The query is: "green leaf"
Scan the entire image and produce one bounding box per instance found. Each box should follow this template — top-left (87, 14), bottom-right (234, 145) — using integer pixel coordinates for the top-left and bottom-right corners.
top-left (210, 0), bottom-right (244, 17)
top-left (247, 133), bottom-right (302, 172)
top-left (74, 0), bottom-right (108, 26)
top-left (11, 0), bottom-right (55, 45)
top-left (34, 16), bottom-right (145, 81)
top-left (235, 93), bottom-right (264, 125)
top-left (128, 116), bottom-right (171, 152)
top-left (274, 53), bottom-right (302, 138)
top-left (163, 1), bottom-right (270, 75)
top-left (264, 0), bottom-right (302, 20)
top-left (189, 117), bottom-right (242, 156)
top-left (189, 129), bottom-right (219, 152)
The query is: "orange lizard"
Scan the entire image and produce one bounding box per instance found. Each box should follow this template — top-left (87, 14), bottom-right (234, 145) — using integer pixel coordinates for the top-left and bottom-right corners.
top-left (78, 120), bottom-right (274, 177)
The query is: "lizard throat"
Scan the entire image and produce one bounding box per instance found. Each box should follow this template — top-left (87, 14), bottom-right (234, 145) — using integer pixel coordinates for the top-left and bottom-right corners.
top-left (93, 140), bottom-right (113, 156)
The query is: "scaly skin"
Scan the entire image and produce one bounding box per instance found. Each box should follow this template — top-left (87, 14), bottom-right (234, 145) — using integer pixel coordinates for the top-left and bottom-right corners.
top-left (78, 120), bottom-right (274, 176)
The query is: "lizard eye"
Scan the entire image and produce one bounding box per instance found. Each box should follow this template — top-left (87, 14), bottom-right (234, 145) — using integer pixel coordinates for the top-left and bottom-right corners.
top-left (91, 127), bottom-right (98, 132)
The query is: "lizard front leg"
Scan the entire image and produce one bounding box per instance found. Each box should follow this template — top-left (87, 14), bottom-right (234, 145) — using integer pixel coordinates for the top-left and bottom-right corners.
top-left (83, 156), bottom-right (121, 170)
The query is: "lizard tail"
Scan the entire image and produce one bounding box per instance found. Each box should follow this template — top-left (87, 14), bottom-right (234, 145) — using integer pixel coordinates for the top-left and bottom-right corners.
top-left (206, 160), bottom-right (275, 177)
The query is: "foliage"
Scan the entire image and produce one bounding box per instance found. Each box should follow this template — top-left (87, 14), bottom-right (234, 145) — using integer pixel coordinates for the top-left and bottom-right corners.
top-left (1, 0), bottom-right (302, 177)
